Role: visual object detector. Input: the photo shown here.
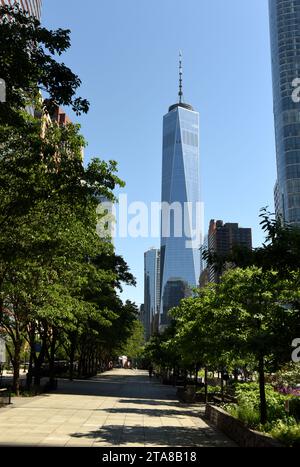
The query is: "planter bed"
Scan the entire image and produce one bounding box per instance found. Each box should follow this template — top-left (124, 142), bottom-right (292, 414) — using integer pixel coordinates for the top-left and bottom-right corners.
top-left (205, 404), bottom-right (285, 447)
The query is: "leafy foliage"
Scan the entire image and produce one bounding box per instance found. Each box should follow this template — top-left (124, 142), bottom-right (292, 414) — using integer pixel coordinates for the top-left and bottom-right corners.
top-left (0, 7), bottom-right (137, 393)
top-left (0, 4), bottom-right (89, 126)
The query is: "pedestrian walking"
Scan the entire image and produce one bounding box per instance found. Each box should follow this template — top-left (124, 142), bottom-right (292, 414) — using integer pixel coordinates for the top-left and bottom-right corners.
top-left (148, 364), bottom-right (154, 378)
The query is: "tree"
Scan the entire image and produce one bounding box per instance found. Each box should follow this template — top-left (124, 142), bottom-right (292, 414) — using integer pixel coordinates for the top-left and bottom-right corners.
top-left (203, 208), bottom-right (300, 279)
top-left (121, 320), bottom-right (145, 365)
top-left (0, 6), bottom-right (137, 393)
top-left (216, 267), bottom-right (300, 424)
top-left (170, 286), bottom-right (237, 399)
top-left (0, 4), bottom-right (89, 128)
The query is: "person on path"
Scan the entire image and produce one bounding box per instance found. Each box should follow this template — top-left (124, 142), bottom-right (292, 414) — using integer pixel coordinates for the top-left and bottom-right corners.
top-left (148, 364), bottom-right (154, 378)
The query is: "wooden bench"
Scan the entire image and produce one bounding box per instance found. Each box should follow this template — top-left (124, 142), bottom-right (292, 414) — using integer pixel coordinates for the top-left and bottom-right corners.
top-left (0, 388), bottom-right (11, 406)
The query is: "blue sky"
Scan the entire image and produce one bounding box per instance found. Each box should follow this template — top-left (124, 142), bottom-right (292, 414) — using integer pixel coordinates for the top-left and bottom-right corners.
top-left (43, 0), bottom-right (276, 306)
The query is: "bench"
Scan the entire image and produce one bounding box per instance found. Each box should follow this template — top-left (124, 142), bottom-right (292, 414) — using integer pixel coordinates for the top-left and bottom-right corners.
top-left (0, 388), bottom-right (12, 406)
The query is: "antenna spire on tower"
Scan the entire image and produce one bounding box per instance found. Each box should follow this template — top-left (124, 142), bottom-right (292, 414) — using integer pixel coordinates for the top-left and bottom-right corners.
top-left (179, 50), bottom-right (183, 104)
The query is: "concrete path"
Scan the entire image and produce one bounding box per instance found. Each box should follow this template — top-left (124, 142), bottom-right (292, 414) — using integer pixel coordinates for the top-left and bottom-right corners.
top-left (0, 369), bottom-right (236, 447)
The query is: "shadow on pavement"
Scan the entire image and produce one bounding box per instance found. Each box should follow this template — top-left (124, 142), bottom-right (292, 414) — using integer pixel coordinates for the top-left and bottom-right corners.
top-left (51, 372), bottom-right (178, 400)
top-left (70, 425), bottom-right (233, 447)
top-left (99, 407), bottom-right (200, 418)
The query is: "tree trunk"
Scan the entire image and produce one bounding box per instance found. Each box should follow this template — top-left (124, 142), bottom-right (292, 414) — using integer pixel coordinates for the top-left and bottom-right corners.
top-left (69, 337), bottom-right (76, 381)
top-left (195, 364), bottom-right (199, 388)
top-left (258, 354), bottom-right (267, 425)
top-left (12, 341), bottom-right (21, 396)
top-left (204, 367), bottom-right (208, 403)
top-left (33, 331), bottom-right (47, 387)
top-left (221, 370), bottom-right (224, 402)
top-left (26, 347), bottom-right (34, 390)
top-left (48, 330), bottom-right (57, 389)
top-left (26, 324), bottom-right (36, 390)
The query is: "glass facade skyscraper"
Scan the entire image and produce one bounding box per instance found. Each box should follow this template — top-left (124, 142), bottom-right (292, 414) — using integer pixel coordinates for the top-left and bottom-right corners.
top-left (144, 249), bottom-right (160, 339)
top-left (160, 62), bottom-right (201, 329)
top-left (269, 0), bottom-right (300, 224)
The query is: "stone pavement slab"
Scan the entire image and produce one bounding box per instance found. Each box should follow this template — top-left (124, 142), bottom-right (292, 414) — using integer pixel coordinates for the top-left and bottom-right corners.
top-left (0, 369), bottom-right (236, 447)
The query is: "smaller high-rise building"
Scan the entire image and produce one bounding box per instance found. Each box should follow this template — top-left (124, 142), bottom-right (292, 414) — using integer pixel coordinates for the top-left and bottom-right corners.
top-left (208, 220), bottom-right (252, 283)
top-left (144, 248), bottom-right (160, 340)
top-left (138, 304), bottom-right (146, 337)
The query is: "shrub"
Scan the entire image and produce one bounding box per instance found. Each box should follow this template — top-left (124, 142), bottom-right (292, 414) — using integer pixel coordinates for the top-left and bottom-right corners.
top-left (275, 363), bottom-right (300, 388)
top-left (225, 403), bottom-right (260, 429)
top-left (269, 419), bottom-right (300, 447)
top-left (224, 382), bottom-right (289, 428)
top-left (234, 382), bottom-right (287, 422)
top-left (289, 398), bottom-right (300, 421)
top-left (196, 385), bottom-right (221, 395)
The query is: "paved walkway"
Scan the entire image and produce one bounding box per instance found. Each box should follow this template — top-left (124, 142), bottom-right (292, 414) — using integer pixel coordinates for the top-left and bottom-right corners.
top-left (0, 369), bottom-right (236, 447)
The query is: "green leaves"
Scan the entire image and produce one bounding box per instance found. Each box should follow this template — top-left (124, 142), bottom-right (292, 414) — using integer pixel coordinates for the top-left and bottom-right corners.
top-left (0, 5), bottom-right (138, 385)
top-left (0, 5), bottom-right (89, 124)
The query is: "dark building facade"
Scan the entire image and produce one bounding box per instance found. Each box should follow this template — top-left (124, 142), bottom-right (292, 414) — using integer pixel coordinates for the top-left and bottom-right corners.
top-left (208, 220), bottom-right (252, 283)
top-left (144, 249), bottom-right (160, 340)
top-left (269, 0), bottom-right (300, 224)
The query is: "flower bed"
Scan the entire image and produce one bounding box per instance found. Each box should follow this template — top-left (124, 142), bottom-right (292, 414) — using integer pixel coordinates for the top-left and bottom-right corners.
top-left (222, 382), bottom-right (300, 447)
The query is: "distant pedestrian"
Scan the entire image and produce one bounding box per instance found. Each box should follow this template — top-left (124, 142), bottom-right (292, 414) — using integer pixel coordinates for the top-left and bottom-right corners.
top-left (148, 364), bottom-right (154, 378)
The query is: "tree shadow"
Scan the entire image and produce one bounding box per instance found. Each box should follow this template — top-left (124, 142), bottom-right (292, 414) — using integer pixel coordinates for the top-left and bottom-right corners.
top-left (99, 407), bottom-right (200, 418)
top-left (118, 398), bottom-right (197, 408)
top-left (50, 373), bottom-right (178, 400)
top-left (70, 424), bottom-right (235, 447)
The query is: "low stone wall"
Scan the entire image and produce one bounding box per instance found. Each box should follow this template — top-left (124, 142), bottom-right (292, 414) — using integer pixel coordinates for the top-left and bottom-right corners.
top-left (205, 404), bottom-right (285, 447)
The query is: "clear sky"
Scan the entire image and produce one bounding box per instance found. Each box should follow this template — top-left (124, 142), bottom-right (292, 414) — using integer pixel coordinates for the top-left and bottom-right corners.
top-left (43, 0), bottom-right (276, 307)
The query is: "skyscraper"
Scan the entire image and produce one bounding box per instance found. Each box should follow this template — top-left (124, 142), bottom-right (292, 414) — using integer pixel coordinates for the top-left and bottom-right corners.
top-left (144, 248), bottom-right (160, 340)
top-left (1, 0), bottom-right (42, 20)
top-left (160, 54), bottom-right (201, 329)
top-left (269, 0), bottom-right (300, 224)
top-left (208, 220), bottom-right (252, 283)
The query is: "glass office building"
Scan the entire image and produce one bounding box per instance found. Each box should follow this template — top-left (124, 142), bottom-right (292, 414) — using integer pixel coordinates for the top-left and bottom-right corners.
top-left (144, 249), bottom-right (160, 339)
top-left (160, 98), bottom-right (201, 329)
top-left (269, 0), bottom-right (300, 224)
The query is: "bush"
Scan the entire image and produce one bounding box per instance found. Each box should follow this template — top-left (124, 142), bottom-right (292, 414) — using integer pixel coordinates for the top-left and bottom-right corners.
top-left (234, 383), bottom-right (287, 422)
top-left (196, 385), bottom-right (221, 395)
top-left (224, 382), bottom-right (289, 428)
top-left (275, 363), bottom-right (300, 388)
top-left (225, 403), bottom-right (261, 429)
top-left (289, 398), bottom-right (300, 421)
top-left (269, 418), bottom-right (300, 447)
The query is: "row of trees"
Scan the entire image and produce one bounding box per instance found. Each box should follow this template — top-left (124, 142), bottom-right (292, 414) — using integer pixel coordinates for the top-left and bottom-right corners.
top-left (0, 6), bottom-right (138, 394)
top-left (144, 213), bottom-right (300, 424)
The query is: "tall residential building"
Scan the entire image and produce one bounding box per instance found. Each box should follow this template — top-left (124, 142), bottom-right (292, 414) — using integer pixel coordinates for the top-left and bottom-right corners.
top-left (144, 248), bottom-right (160, 340)
top-left (208, 220), bottom-right (252, 283)
top-left (199, 234), bottom-right (209, 288)
top-left (1, 0), bottom-right (42, 20)
top-left (160, 54), bottom-right (201, 329)
top-left (269, 0), bottom-right (300, 224)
